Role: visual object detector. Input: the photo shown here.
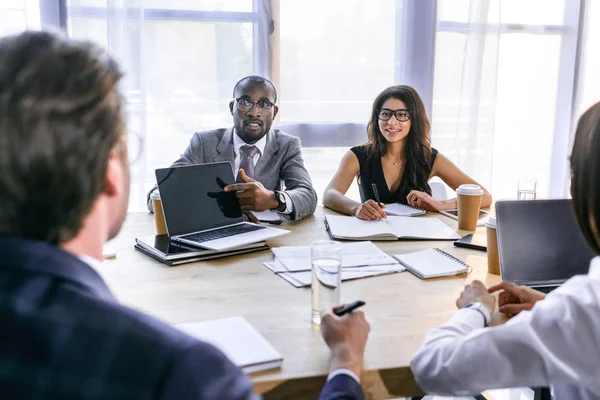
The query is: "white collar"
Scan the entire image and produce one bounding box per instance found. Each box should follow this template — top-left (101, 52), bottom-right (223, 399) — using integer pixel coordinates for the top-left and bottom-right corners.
top-left (589, 256), bottom-right (600, 277)
top-left (232, 128), bottom-right (268, 157)
top-left (78, 254), bottom-right (103, 271)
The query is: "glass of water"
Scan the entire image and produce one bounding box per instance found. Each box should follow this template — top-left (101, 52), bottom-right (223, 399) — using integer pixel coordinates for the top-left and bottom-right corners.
top-left (311, 240), bottom-right (342, 325)
top-left (517, 179), bottom-right (537, 200)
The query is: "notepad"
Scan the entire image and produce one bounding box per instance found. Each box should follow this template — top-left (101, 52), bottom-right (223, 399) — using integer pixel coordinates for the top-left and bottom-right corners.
top-left (385, 203), bottom-right (426, 217)
top-left (393, 248), bottom-right (470, 279)
top-left (325, 215), bottom-right (460, 241)
top-left (176, 316), bottom-right (283, 374)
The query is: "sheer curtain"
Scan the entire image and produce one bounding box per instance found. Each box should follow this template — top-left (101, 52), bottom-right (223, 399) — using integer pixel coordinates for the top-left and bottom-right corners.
top-left (0, 0), bottom-right (41, 37)
top-left (67, 0), bottom-right (270, 211)
top-left (432, 0), bottom-right (501, 194)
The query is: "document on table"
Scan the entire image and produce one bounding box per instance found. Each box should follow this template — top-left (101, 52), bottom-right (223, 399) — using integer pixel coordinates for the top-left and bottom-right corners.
top-left (270, 241), bottom-right (399, 272)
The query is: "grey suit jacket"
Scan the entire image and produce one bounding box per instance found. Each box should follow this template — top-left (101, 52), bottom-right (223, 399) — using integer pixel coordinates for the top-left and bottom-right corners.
top-left (148, 127), bottom-right (317, 220)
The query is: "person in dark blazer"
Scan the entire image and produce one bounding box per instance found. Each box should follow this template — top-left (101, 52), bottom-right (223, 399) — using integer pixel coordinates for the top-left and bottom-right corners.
top-left (0, 31), bottom-right (368, 400)
top-left (147, 76), bottom-right (318, 221)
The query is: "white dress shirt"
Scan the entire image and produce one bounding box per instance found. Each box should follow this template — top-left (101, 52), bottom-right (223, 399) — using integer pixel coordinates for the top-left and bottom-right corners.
top-left (232, 131), bottom-right (293, 214)
top-left (411, 256), bottom-right (600, 399)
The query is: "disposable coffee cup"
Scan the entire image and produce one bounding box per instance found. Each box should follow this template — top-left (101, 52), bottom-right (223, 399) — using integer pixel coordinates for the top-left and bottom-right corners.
top-left (150, 190), bottom-right (167, 235)
top-left (456, 184), bottom-right (483, 230)
top-left (485, 216), bottom-right (500, 275)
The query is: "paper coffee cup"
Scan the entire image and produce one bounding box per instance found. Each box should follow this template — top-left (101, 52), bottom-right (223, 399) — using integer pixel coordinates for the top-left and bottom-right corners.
top-left (150, 190), bottom-right (167, 235)
top-left (456, 184), bottom-right (483, 230)
top-left (485, 216), bottom-right (500, 275)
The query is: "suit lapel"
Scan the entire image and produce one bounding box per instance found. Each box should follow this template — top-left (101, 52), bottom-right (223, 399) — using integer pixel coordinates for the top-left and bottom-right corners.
top-left (214, 127), bottom-right (235, 163)
top-left (255, 129), bottom-right (279, 179)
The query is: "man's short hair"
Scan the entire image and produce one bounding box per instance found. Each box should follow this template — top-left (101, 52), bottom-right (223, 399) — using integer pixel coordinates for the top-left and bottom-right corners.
top-left (0, 31), bottom-right (125, 244)
top-left (232, 75), bottom-right (277, 103)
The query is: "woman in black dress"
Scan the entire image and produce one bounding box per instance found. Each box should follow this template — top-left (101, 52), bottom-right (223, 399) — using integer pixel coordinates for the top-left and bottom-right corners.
top-left (323, 85), bottom-right (492, 220)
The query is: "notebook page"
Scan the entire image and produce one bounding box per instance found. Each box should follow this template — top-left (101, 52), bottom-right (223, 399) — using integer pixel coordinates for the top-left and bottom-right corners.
top-left (386, 217), bottom-right (460, 240)
top-left (176, 317), bottom-right (282, 370)
top-left (393, 249), bottom-right (468, 278)
top-left (325, 215), bottom-right (393, 239)
top-left (385, 203), bottom-right (426, 217)
top-left (271, 241), bottom-right (398, 272)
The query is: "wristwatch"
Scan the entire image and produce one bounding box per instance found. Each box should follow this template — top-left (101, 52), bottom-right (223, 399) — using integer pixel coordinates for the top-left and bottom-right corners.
top-left (272, 190), bottom-right (287, 212)
top-left (463, 302), bottom-right (491, 327)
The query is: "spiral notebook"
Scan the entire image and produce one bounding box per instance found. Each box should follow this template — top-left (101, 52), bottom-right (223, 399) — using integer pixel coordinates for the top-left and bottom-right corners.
top-left (392, 248), bottom-right (470, 279)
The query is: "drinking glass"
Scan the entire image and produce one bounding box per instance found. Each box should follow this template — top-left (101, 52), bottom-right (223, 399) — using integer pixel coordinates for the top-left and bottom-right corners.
top-left (517, 179), bottom-right (537, 200)
top-left (311, 240), bottom-right (342, 325)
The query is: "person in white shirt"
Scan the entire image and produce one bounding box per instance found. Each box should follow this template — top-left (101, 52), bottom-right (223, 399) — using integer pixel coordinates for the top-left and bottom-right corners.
top-left (410, 101), bottom-right (600, 399)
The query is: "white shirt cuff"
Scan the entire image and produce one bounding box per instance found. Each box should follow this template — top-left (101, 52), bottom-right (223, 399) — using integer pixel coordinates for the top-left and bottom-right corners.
top-left (452, 307), bottom-right (488, 329)
top-left (327, 368), bottom-right (360, 384)
top-left (279, 191), bottom-right (294, 215)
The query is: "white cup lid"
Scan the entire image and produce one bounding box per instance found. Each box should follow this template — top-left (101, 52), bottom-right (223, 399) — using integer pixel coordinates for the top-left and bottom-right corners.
top-left (485, 216), bottom-right (496, 228)
top-left (150, 190), bottom-right (161, 200)
top-left (456, 184), bottom-right (484, 196)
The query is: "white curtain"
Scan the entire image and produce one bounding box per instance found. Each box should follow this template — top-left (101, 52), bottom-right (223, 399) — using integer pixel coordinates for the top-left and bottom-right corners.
top-left (0, 0), bottom-right (41, 37)
top-left (67, 0), bottom-right (274, 211)
top-left (431, 0), bottom-right (501, 193)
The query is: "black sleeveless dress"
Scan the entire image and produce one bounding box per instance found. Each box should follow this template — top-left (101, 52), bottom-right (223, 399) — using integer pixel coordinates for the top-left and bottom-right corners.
top-left (350, 145), bottom-right (438, 204)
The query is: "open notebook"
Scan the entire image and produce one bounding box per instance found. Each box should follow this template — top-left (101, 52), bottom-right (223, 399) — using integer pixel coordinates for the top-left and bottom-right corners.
top-left (393, 248), bottom-right (470, 279)
top-left (176, 316), bottom-right (283, 374)
top-left (325, 215), bottom-right (460, 241)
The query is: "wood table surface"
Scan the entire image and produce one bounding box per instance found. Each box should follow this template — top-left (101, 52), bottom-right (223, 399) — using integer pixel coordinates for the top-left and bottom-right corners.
top-left (101, 207), bottom-right (501, 399)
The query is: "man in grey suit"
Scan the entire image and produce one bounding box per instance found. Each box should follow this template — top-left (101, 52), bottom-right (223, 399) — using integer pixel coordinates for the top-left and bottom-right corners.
top-left (147, 76), bottom-right (317, 220)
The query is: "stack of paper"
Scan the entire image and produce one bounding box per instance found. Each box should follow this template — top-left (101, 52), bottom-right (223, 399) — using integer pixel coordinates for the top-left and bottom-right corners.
top-left (265, 241), bottom-right (405, 287)
top-left (176, 316), bottom-right (283, 373)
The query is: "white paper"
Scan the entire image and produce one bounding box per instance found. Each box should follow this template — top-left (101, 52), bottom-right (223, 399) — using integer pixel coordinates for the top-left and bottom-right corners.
top-left (251, 210), bottom-right (282, 223)
top-left (176, 316), bottom-right (282, 372)
top-left (265, 262), bottom-right (406, 287)
top-left (385, 203), bottom-right (426, 217)
top-left (386, 217), bottom-right (461, 240)
top-left (271, 241), bottom-right (398, 272)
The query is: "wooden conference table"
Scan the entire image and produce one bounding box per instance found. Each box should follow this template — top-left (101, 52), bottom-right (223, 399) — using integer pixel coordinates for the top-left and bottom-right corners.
top-left (100, 207), bottom-right (501, 399)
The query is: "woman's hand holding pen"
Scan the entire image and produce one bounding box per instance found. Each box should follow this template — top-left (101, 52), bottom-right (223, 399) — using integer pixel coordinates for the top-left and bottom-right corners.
top-left (354, 200), bottom-right (387, 220)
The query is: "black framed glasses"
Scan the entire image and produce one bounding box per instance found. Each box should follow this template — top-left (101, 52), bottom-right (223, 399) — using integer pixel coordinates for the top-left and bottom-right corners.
top-left (378, 108), bottom-right (411, 122)
top-left (235, 97), bottom-right (275, 112)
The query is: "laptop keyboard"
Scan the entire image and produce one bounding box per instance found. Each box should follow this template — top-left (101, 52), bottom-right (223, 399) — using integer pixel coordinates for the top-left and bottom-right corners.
top-left (533, 286), bottom-right (557, 294)
top-left (181, 224), bottom-right (266, 243)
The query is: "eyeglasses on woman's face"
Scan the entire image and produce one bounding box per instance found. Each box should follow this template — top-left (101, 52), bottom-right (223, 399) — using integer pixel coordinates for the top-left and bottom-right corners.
top-left (378, 108), bottom-right (411, 122)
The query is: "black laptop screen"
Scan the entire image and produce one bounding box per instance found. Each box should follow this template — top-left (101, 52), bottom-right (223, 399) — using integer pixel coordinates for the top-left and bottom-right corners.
top-left (155, 163), bottom-right (243, 237)
top-left (496, 199), bottom-right (595, 285)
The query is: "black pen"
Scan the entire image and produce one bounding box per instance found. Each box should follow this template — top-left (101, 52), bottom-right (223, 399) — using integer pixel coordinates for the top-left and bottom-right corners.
top-left (334, 300), bottom-right (366, 317)
top-left (371, 183), bottom-right (382, 206)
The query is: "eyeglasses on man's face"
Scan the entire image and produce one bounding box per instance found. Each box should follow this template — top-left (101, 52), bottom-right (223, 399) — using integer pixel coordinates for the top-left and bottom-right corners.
top-left (235, 97), bottom-right (275, 113)
top-left (378, 108), bottom-right (411, 122)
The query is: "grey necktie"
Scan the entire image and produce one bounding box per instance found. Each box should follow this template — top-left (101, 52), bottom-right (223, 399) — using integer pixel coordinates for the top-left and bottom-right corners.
top-left (237, 144), bottom-right (259, 181)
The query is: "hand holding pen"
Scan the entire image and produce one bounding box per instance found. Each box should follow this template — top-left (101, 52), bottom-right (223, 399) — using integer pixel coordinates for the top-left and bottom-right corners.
top-left (353, 184), bottom-right (387, 220)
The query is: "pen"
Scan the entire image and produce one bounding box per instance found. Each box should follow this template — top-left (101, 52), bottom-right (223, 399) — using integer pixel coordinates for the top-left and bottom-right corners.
top-left (334, 300), bottom-right (366, 317)
top-left (371, 183), bottom-right (382, 206)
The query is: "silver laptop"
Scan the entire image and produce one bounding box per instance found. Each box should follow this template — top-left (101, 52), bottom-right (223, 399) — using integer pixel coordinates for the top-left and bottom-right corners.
top-left (496, 199), bottom-right (595, 293)
top-left (156, 162), bottom-right (289, 251)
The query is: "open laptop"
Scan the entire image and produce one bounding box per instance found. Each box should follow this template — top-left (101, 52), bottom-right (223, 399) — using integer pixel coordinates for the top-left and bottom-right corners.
top-left (496, 199), bottom-right (595, 293)
top-left (156, 162), bottom-right (289, 251)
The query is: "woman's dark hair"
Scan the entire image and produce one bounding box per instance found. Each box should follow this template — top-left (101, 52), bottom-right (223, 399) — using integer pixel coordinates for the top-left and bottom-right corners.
top-left (365, 85), bottom-right (433, 195)
top-left (571, 102), bottom-right (600, 254)
top-left (0, 31), bottom-right (125, 245)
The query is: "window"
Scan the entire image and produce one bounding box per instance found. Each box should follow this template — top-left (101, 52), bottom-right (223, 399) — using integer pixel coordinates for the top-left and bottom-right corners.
top-left (67, 0), bottom-right (264, 210)
top-left (434, 0), bottom-right (570, 199)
